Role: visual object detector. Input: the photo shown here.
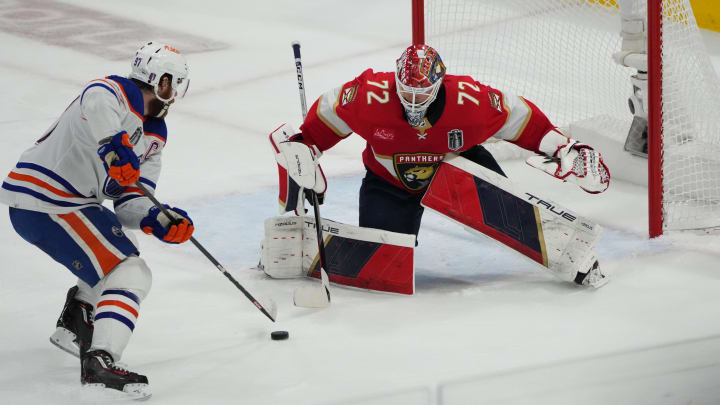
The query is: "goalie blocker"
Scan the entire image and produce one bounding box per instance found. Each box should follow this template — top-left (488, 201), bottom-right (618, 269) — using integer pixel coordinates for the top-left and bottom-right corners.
top-left (260, 216), bottom-right (416, 294)
top-left (421, 154), bottom-right (608, 288)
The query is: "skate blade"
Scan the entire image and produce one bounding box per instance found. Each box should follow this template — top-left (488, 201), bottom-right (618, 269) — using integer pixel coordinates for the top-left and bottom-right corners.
top-left (49, 327), bottom-right (80, 358)
top-left (588, 274), bottom-right (610, 289)
top-left (584, 262), bottom-right (610, 289)
top-left (82, 383), bottom-right (152, 401)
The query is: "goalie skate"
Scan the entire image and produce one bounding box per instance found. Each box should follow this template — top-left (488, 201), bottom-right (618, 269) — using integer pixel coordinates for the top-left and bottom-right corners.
top-left (575, 260), bottom-right (609, 289)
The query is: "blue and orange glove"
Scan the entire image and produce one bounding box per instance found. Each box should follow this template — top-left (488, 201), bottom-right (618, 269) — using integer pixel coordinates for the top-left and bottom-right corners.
top-left (97, 132), bottom-right (140, 186)
top-left (140, 205), bottom-right (194, 244)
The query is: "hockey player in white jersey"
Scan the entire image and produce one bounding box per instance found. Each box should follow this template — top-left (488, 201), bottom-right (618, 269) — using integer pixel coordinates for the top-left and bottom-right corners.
top-left (0, 41), bottom-right (193, 399)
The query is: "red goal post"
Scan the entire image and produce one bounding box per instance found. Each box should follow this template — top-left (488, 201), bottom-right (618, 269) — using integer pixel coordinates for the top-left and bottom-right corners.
top-left (646, 0), bottom-right (663, 237)
top-left (413, 0), bottom-right (720, 237)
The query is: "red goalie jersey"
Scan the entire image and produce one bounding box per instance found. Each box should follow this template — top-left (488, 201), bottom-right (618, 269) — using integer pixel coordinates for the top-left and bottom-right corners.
top-left (300, 68), bottom-right (556, 193)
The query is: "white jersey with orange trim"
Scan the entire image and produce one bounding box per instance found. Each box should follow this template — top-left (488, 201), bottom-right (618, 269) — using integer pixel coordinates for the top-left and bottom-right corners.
top-left (0, 75), bottom-right (166, 229)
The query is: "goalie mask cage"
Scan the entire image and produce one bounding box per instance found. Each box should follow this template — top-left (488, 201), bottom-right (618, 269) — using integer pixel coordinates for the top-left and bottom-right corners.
top-left (413, 0), bottom-right (720, 237)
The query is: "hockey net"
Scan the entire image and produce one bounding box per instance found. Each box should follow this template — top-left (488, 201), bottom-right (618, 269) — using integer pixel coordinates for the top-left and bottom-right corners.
top-left (418, 0), bottom-right (720, 235)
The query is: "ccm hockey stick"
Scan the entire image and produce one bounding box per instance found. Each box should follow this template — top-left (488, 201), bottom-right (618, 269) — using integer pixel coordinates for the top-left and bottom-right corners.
top-left (133, 182), bottom-right (278, 321)
top-left (291, 41), bottom-right (331, 308)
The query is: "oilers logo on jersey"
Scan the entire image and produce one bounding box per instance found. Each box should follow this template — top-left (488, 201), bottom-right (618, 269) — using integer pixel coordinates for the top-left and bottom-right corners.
top-left (393, 152), bottom-right (444, 191)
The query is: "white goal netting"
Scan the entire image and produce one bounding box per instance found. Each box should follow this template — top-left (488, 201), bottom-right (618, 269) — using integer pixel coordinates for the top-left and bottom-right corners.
top-left (424, 0), bottom-right (720, 232)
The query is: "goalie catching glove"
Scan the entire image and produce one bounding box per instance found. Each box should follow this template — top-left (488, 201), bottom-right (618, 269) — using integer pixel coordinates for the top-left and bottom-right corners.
top-left (269, 123), bottom-right (327, 214)
top-left (140, 205), bottom-right (194, 244)
top-left (526, 130), bottom-right (610, 194)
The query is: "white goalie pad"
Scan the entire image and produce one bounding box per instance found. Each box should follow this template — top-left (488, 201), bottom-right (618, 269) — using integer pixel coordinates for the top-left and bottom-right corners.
top-left (422, 154), bottom-right (605, 286)
top-left (259, 216), bottom-right (304, 279)
top-left (259, 215), bottom-right (416, 294)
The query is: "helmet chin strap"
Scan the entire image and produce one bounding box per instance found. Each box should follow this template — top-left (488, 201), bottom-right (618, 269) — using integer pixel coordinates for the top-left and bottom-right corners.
top-left (155, 102), bottom-right (170, 118)
top-left (152, 84), bottom-right (174, 118)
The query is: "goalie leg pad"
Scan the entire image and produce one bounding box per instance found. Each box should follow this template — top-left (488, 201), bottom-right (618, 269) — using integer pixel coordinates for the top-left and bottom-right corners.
top-left (301, 217), bottom-right (416, 294)
top-left (259, 216), bottom-right (304, 278)
top-left (422, 154), bottom-right (605, 286)
top-left (259, 215), bottom-right (416, 294)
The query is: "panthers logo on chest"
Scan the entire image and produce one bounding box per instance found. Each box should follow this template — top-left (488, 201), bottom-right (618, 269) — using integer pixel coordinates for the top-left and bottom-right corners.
top-left (393, 152), bottom-right (445, 191)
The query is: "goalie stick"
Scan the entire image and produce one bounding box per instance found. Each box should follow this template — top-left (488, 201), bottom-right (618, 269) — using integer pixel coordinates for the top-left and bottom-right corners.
top-left (290, 41), bottom-right (331, 308)
top-left (133, 181), bottom-right (278, 322)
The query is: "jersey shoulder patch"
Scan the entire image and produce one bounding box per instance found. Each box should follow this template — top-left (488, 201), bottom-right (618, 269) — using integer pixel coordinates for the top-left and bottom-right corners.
top-left (334, 70), bottom-right (394, 115)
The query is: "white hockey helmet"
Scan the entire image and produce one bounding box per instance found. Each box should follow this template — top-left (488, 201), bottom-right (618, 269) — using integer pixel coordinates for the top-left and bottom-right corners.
top-left (395, 44), bottom-right (446, 114)
top-left (129, 41), bottom-right (190, 103)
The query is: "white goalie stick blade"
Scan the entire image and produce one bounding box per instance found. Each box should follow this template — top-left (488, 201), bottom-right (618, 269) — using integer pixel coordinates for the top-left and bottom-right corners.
top-left (293, 269), bottom-right (330, 308)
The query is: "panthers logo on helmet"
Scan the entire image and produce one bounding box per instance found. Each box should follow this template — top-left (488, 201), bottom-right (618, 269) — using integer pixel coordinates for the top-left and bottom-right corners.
top-left (397, 45), bottom-right (446, 88)
top-left (393, 152), bottom-right (444, 191)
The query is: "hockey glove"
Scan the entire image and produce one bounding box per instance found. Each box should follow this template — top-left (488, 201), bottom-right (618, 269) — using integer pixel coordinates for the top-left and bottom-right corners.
top-left (140, 205), bottom-right (194, 244)
top-left (269, 123), bottom-right (327, 214)
top-left (97, 132), bottom-right (140, 186)
top-left (527, 139), bottom-right (610, 194)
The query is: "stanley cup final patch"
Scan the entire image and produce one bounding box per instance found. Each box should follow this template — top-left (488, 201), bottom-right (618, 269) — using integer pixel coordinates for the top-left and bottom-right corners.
top-left (448, 129), bottom-right (463, 151)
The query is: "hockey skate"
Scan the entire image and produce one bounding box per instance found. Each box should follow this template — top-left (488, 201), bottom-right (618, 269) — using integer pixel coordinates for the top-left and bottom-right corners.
top-left (81, 349), bottom-right (151, 400)
top-left (49, 286), bottom-right (94, 358)
top-left (574, 260), bottom-right (609, 288)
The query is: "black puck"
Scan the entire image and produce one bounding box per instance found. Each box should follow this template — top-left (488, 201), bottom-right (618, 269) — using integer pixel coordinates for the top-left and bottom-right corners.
top-left (271, 330), bottom-right (289, 340)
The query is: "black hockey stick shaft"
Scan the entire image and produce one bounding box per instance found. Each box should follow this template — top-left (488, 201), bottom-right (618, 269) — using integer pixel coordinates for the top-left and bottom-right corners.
top-left (311, 191), bottom-right (328, 277)
top-left (134, 181), bottom-right (277, 322)
top-left (292, 41), bottom-right (330, 301)
top-left (293, 41), bottom-right (308, 118)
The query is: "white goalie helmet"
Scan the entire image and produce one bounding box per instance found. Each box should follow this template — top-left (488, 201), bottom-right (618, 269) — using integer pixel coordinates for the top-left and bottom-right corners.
top-left (129, 41), bottom-right (190, 103)
top-left (395, 44), bottom-right (446, 114)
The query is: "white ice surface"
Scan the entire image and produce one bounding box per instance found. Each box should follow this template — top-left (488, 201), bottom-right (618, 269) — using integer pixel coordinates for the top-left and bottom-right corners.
top-left (1, 1), bottom-right (720, 404)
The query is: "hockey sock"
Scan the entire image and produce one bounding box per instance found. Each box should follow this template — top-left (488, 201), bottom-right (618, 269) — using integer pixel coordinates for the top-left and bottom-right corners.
top-left (90, 289), bottom-right (141, 361)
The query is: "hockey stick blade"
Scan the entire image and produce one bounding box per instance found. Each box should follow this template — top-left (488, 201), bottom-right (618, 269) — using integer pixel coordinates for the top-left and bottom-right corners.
top-left (294, 261), bottom-right (330, 308)
top-left (293, 284), bottom-right (330, 308)
top-left (257, 295), bottom-right (279, 321)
